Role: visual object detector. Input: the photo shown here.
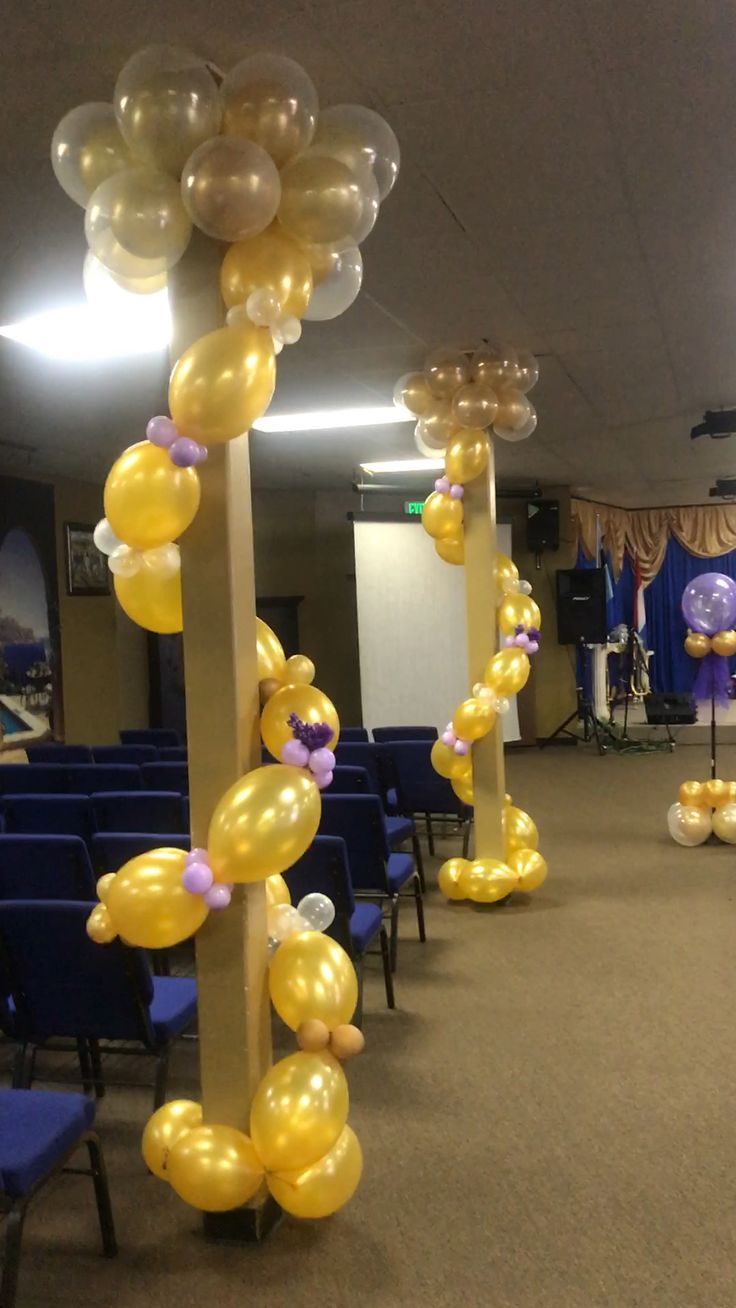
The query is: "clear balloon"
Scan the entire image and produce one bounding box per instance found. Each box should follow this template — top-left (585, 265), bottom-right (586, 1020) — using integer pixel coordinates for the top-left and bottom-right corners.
top-left (484, 647), bottom-right (531, 696)
top-left (508, 848), bottom-right (548, 893)
top-left (279, 154), bottom-right (365, 246)
top-left (394, 371), bottom-right (433, 416)
top-left (167, 1125), bottom-right (263, 1211)
top-left (141, 543), bottom-right (181, 581)
top-left (220, 226), bottom-right (313, 318)
top-left (256, 617), bottom-right (286, 681)
top-left (453, 697), bottom-right (496, 740)
top-left (451, 382), bottom-right (498, 430)
top-left (667, 802), bottom-right (712, 846)
top-left (516, 351), bottom-right (540, 393)
top-left (250, 1050), bottom-right (349, 1173)
top-left (83, 251), bottom-right (167, 304)
top-left (444, 430), bottom-right (489, 484)
top-left (114, 44), bottom-right (222, 176)
top-left (493, 388), bottom-right (533, 437)
top-left (312, 104), bottom-right (400, 200)
top-left (472, 343), bottom-right (518, 389)
top-left (104, 442), bottom-right (200, 551)
top-left (260, 683), bottom-right (340, 760)
top-left (415, 405), bottom-right (456, 449)
top-left (208, 765), bottom-right (321, 883)
top-left (180, 137), bottom-right (281, 242)
top-left (86, 167), bottom-right (191, 269)
top-left (268, 903), bottom-right (307, 942)
top-left (169, 322), bottom-right (275, 445)
top-left (267, 1124), bottom-right (363, 1220)
top-left (498, 593), bottom-right (542, 635)
top-left (436, 536), bottom-right (464, 565)
top-left (438, 857), bottom-right (470, 899)
top-left (222, 54), bottom-right (318, 168)
top-left (108, 545), bottom-right (141, 578)
top-left (52, 102), bottom-right (132, 208)
top-left (495, 406), bottom-right (537, 442)
top-left (422, 491), bottom-right (463, 541)
top-left (106, 847), bottom-right (208, 948)
top-left (425, 347), bottom-right (470, 399)
top-left (114, 567), bottom-right (183, 634)
top-left (303, 247), bottom-right (362, 321)
top-left (269, 932), bottom-right (358, 1033)
top-left (297, 893), bottom-right (336, 932)
top-left (712, 803), bottom-right (736, 843)
top-left (504, 805), bottom-right (539, 855)
top-left (682, 573), bottom-right (736, 635)
top-left (142, 1100), bottom-right (203, 1179)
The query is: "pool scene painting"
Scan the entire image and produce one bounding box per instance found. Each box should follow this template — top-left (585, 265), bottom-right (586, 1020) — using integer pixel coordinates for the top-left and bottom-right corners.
top-left (0, 528), bottom-right (53, 744)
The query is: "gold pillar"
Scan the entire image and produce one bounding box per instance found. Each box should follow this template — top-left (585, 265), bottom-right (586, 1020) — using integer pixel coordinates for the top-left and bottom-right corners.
top-left (462, 440), bottom-right (505, 859)
top-left (168, 234), bottom-right (272, 1133)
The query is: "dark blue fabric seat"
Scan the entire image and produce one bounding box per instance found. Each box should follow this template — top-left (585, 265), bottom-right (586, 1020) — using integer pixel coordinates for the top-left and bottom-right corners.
top-left (0, 1088), bottom-right (117, 1306)
top-left (284, 836), bottom-right (394, 1014)
top-left (157, 746), bottom-right (188, 762)
top-left (92, 745), bottom-right (157, 766)
top-left (64, 765), bottom-right (141, 793)
top-left (326, 766), bottom-right (372, 794)
top-left (372, 725), bottom-right (438, 742)
top-left (339, 728), bottom-right (369, 742)
top-left (0, 766), bottom-right (69, 795)
top-left (25, 745), bottom-right (93, 764)
top-left (385, 814), bottom-right (414, 844)
top-left (319, 795), bottom-right (425, 972)
top-left (141, 762), bottom-right (188, 794)
top-left (120, 728), bottom-right (180, 747)
top-left (385, 740), bottom-right (472, 858)
top-left (92, 832), bottom-right (190, 874)
top-left (1, 795), bottom-right (96, 843)
top-left (0, 835), bottom-right (96, 900)
top-left (330, 753), bottom-right (422, 883)
top-left (149, 976), bottom-right (197, 1042)
top-left (91, 791), bottom-right (185, 834)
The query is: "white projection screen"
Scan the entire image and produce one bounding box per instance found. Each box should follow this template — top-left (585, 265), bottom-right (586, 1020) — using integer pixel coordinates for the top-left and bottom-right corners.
top-left (353, 519), bottom-right (520, 741)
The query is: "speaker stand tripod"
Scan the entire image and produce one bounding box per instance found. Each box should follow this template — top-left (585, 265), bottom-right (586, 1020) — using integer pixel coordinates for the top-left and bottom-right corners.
top-left (540, 641), bottom-right (607, 754)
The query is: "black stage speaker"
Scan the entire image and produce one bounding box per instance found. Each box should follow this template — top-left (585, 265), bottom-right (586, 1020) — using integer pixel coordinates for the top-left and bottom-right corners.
top-left (527, 499), bottom-right (559, 552)
top-left (555, 568), bottom-right (607, 645)
top-left (644, 692), bottom-right (697, 725)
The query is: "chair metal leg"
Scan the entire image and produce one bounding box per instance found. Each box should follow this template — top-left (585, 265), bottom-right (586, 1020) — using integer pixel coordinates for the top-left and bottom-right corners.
top-left (389, 895), bottom-right (401, 972)
top-left (412, 872), bottom-right (426, 943)
top-left (89, 1039), bottom-right (106, 1099)
top-left (11, 1044), bottom-right (28, 1090)
top-left (462, 815), bottom-right (471, 859)
top-left (153, 1046), bottom-right (170, 1111)
top-left (354, 958), bottom-right (365, 1029)
top-left (411, 826), bottom-right (426, 891)
top-left (379, 926), bottom-right (395, 1009)
top-left (425, 813), bottom-right (435, 855)
top-left (86, 1136), bottom-right (118, 1258)
top-left (76, 1038), bottom-right (94, 1095)
top-left (1, 1206), bottom-right (25, 1308)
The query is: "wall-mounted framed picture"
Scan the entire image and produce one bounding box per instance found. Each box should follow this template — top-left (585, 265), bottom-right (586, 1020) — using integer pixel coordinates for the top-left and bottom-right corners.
top-left (64, 522), bottom-right (110, 597)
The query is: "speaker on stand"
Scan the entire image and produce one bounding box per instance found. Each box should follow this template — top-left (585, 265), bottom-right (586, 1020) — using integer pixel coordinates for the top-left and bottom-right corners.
top-left (540, 568), bottom-right (608, 750)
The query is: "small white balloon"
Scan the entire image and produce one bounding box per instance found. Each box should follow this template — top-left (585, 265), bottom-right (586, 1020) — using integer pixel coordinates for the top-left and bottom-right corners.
top-left (477, 686), bottom-right (497, 703)
top-left (93, 517), bottom-right (122, 557)
top-left (495, 696), bottom-right (510, 715)
top-left (273, 337), bottom-right (284, 355)
top-left (108, 545), bottom-right (142, 577)
top-left (297, 893), bottom-right (336, 933)
top-left (267, 904), bottom-right (308, 941)
top-left (141, 543), bottom-right (180, 580)
top-left (518, 579), bottom-right (533, 595)
top-left (246, 287), bottom-right (282, 327)
top-left (226, 304), bottom-right (250, 327)
top-left (277, 314), bottom-right (302, 345)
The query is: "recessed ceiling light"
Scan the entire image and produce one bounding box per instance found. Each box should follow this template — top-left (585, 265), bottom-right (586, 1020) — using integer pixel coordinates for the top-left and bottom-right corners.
top-left (253, 405), bottom-right (413, 432)
top-left (360, 457), bottom-right (445, 473)
top-left (0, 296), bottom-right (170, 362)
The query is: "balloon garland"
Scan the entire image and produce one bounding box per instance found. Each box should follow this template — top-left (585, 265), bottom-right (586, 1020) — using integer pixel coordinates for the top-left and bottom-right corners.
top-left (53, 43), bottom-right (400, 1222)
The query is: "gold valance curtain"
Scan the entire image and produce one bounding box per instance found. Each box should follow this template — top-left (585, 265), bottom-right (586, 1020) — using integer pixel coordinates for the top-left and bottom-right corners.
top-left (571, 499), bottom-right (736, 585)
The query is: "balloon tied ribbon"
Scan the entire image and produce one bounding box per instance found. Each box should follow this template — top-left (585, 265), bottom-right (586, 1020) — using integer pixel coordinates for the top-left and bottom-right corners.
top-left (692, 650), bottom-right (732, 708)
top-left (147, 415), bottom-right (208, 468)
top-left (281, 714), bottom-right (335, 789)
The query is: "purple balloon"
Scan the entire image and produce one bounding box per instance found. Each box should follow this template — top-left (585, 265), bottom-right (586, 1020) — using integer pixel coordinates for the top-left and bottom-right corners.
top-left (187, 847), bottom-right (208, 865)
top-left (281, 738), bottom-right (310, 767)
top-left (682, 572), bottom-right (736, 635)
top-left (454, 739), bottom-right (470, 756)
top-left (204, 883), bottom-right (232, 910)
top-left (449, 482), bottom-right (464, 500)
top-left (182, 861), bottom-right (214, 894)
top-left (309, 747), bottom-right (335, 774)
top-left (170, 437), bottom-right (201, 468)
top-left (434, 476), bottom-right (450, 494)
top-left (147, 415), bottom-right (178, 447)
top-left (315, 769), bottom-right (334, 790)
top-left (193, 443), bottom-right (208, 464)
top-left (441, 729), bottom-right (456, 746)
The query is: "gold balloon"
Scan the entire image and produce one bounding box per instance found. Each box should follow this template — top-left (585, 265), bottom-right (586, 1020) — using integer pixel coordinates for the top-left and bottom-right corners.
top-left (86, 903), bottom-right (117, 944)
top-left (142, 1100), bottom-right (203, 1179)
top-left (222, 53), bottom-right (318, 168)
top-left (221, 227), bottom-right (313, 317)
top-left (679, 780), bottom-right (707, 808)
top-left (712, 802), bottom-right (736, 844)
top-left (114, 568), bottom-right (183, 634)
top-left (393, 371), bottom-right (434, 417)
top-left (114, 45), bottom-right (222, 176)
top-left (180, 137), bottom-right (281, 242)
top-left (297, 1018), bottom-right (331, 1052)
top-left (260, 677), bottom-right (282, 704)
top-left (712, 629), bottom-right (736, 656)
top-left (452, 697), bottom-right (496, 741)
top-left (451, 382), bottom-right (498, 430)
top-left (256, 617), bottom-right (286, 681)
top-left (329, 1024), bottom-right (365, 1062)
top-left (167, 1125), bottom-right (263, 1212)
top-left (684, 631), bottom-right (711, 658)
top-left (472, 344), bottom-right (518, 389)
top-left (438, 857), bottom-right (470, 900)
top-left (265, 873), bottom-right (291, 907)
top-left (267, 1124), bottom-right (363, 1220)
top-left (304, 241), bottom-right (341, 287)
top-left (106, 847), bottom-right (208, 949)
top-left (504, 806), bottom-right (539, 855)
top-left (508, 848), bottom-right (548, 893)
top-left (452, 769), bottom-right (474, 805)
top-left (494, 387), bottom-right (533, 435)
top-left (436, 536), bottom-right (464, 565)
top-left (104, 442), bottom-right (200, 551)
top-left (208, 765), bottom-right (321, 883)
top-left (279, 155), bottom-right (365, 246)
top-left (250, 1050), bottom-right (349, 1173)
top-left (425, 347), bottom-right (470, 399)
top-left (703, 778), bottom-right (730, 807)
top-left (283, 654), bottom-right (315, 685)
top-left (169, 322), bottom-right (275, 445)
top-left (444, 430), bottom-right (490, 484)
top-left (459, 859), bottom-right (518, 903)
top-left (727, 782), bottom-right (736, 804)
top-left (261, 683), bottom-right (340, 760)
top-left (96, 873), bottom-right (116, 903)
top-left (52, 103), bottom-right (133, 208)
top-left (484, 648), bottom-right (531, 697)
top-left (269, 932), bottom-right (358, 1032)
top-left (415, 404), bottom-right (457, 449)
top-left (430, 738), bottom-right (470, 780)
top-left (498, 593), bottom-right (542, 636)
top-left (422, 491), bottom-right (463, 541)
top-left (495, 552), bottom-right (519, 595)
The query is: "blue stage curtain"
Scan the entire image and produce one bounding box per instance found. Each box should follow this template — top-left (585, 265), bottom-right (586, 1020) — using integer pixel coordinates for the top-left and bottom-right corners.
top-left (645, 537), bottom-right (736, 692)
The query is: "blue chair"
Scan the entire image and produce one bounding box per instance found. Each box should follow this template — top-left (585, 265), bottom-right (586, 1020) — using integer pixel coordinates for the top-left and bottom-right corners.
top-left (385, 740), bottom-right (472, 857)
top-left (92, 745), bottom-right (157, 766)
top-left (25, 745), bottom-right (93, 764)
top-left (64, 765), bottom-right (141, 794)
top-left (326, 766), bottom-right (372, 794)
top-left (120, 729), bottom-right (180, 747)
top-left (319, 795), bottom-right (425, 972)
top-left (158, 747), bottom-right (188, 762)
top-left (330, 754), bottom-right (422, 884)
top-left (0, 900), bottom-right (197, 1108)
top-left (372, 726), bottom-right (438, 742)
top-left (1, 795), bottom-right (96, 844)
top-left (0, 1088), bottom-right (116, 1308)
top-left (92, 833), bottom-right (190, 874)
top-left (333, 742), bottom-right (393, 804)
top-left (339, 728), bottom-right (369, 743)
top-left (141, 762), bottom-right (188, 795)
top-left (0, 767), bottom-right (69, 796)
top-left (91, 791), bottom-right (185, 835)
top-left (0, 836), bottom-right (97, 900)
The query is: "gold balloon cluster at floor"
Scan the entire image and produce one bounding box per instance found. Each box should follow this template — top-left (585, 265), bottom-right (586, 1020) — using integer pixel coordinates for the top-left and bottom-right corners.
top-left (86, 618), bottom-right (365, 1220)
top-left (393, 343), bottom-right (538, 567)
top-left (438, 796), bottom-right (548, 902)
top-left (52, 43), bottom-right (399, 634)
top-left (668, 777), bottom-right (736, 846)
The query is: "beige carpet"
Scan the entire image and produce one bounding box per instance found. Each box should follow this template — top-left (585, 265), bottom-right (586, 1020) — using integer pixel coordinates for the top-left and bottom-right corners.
top-left (8, 744), bottom-right (736, 1308)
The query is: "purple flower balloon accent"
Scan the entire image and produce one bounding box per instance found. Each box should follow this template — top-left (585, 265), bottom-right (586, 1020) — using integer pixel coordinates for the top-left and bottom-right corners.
top-left (682, 573), bottom-right (736, 635)
top-left (281, 738), bottom-right (310, 768)
top-left (434, 476), bottom-right (451, 494)
top-left (288, 713), bottom-right (334, 751)
top-left (315, 769), bottom-right (334, 790)
top-left (203, 883), bottom-right (232, 910)
top-left (527, 640), bottom-right (539, 654)
top-left (449, 483), bottom-right (464, 500)
top-left (454, 738), bottom-right (470, 756)
top-left (309, 747), bottom-right (335, 774)
top-left (183, 861), bottom-right (214, 895)
top-left (169, 436), bottom-right (202, 468)
top-left (147, 415), bottom-right (178, 447)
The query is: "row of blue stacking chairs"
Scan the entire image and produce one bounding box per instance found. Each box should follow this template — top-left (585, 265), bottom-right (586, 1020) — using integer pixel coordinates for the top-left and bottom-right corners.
top-left (28, 744), bottom-right (188, 765)
top-left (0, 762), bottom-right (188, 795)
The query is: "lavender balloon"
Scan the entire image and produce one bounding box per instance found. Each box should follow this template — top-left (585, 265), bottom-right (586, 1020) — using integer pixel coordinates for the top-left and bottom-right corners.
top-left (147, 415), bottom-right (178, 447)
top-left (682, 573), bottom-right (736, 635)
top-left (182, 861), bottom-right (214, 895)
top-left (170, 436), bottom-right (202, 468)
top-left (204, 883), bottom-right (232, 910)
top-left (281, 738), bottom-right (310, 767)
top-left (309, 747), bottom-right (335, 774)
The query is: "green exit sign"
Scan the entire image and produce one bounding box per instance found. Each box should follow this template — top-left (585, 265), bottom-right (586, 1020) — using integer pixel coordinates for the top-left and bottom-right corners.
top-left (404, 500), bottom-right (424, 515)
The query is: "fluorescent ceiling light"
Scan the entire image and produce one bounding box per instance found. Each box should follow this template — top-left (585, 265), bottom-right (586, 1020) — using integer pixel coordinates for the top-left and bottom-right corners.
top-left (0, 296), bottom-right (170, 362)
top-left (253, 404), bottom-right (413, 432)
top-left (360, 457), bottom-right (445, 473)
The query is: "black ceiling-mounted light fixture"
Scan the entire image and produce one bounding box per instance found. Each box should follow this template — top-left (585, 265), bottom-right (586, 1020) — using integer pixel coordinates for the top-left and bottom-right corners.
top-left (691, 409), bottom-right (736, 440)
top-left (709, 478), bottom-right (736, 499)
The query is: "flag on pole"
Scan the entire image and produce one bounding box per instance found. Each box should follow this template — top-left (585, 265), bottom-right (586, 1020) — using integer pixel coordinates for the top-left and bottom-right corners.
top-left (633, 556), bottom-right (647, 645)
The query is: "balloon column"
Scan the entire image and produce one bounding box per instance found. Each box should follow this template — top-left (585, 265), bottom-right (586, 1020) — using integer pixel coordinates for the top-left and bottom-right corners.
top-left (51, 45), bottom-right (399, 634)
top-left (667, 778), bottom-right (736, 847)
